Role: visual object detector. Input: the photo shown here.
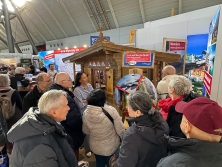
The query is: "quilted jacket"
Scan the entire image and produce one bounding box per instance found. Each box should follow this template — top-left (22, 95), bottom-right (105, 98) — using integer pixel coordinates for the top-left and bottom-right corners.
top-left (82, 104), bottom-right (125, 156)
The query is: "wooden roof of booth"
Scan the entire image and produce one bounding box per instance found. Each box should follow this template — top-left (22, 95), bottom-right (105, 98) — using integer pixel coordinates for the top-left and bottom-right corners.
top-left (62, 41), bottom-right (180, 63)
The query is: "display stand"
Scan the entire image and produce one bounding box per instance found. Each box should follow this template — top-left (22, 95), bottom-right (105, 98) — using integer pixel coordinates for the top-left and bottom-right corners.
top-left (62, 29), bottom-right (180, 120)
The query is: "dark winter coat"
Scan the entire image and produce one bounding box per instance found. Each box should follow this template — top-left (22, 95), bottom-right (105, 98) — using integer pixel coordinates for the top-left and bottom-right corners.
top-left (48, 84), bottom-right (84, 150)
top-left (116, 114), bottom-right (169, 167)
top-left (0, 107), bottom-right (7, 147)
top-left (22, 85), bottom-right (43, 114)
top-left (7, 109), bottom-right (79, 167)
top-left (10, 74), bottom-right (29, 90)
top-left (10, 73), bottom-right (30, 99)
top-left (166, 92), bottom-right (201, 138)
top-left (157, 136), bottom-right (222, 167)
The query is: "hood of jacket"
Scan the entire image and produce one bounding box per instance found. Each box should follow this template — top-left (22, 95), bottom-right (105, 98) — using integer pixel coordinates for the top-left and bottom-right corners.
top-left (7, 108), bottom-right (66, 143)
top-left (49, 83), bottom-right (74, 98)
top-left (162, 135), bottom-right (222, 157)
top-left (130, 114), bottom-right (169, 145)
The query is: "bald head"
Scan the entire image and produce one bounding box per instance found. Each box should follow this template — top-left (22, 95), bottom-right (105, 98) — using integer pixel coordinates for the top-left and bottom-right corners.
top-left (162, 65), bottom-right (176, 77)
top-left (55, 72), bottom-right (72, 89)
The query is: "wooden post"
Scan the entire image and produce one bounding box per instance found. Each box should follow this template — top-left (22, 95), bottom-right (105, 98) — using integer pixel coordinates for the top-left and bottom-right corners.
top-left (153, 62), bottom-right (158, 87)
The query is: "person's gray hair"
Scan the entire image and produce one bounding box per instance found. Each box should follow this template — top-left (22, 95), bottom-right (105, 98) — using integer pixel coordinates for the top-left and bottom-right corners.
top-left (127, 91), bottom-right (152, 115)
top-left (168, 75), bottom-right (192, 96)
top-left (0, 74), bottom-right (10, 87)
top-left (38, 90), bottom-right (67, 114)
top-left (15, 67), bottom-right (25, 74)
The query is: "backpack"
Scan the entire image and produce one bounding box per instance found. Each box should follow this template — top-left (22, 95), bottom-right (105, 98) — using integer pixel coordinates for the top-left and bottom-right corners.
top-left (0, 89), bottom-right (16, 120)
top-left (0, 107), bottom-right (7, 146)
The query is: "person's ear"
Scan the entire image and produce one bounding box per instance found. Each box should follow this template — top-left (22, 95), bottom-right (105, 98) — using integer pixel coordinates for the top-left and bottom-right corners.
top-left (184, 121), bottom-right (192, 134)
top-left (168, 87), bottom-right (174, 94)
top-left (136, 110), bottom-right (142, 117)
top-left (49, 108), bottom-right (57, 119)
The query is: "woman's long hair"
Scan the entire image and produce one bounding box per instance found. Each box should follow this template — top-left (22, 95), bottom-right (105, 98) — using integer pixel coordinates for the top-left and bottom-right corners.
top-left (74, 72), bottom-right (85, 89)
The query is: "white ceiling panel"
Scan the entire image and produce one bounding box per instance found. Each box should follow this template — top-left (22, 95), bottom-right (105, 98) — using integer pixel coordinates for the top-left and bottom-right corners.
top-left (0, 0), bottom-right (221, 50)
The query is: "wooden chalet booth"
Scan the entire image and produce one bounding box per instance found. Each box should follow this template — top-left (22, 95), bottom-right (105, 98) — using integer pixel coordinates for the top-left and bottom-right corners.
top-left (62, 33), bottom-right (180, 117)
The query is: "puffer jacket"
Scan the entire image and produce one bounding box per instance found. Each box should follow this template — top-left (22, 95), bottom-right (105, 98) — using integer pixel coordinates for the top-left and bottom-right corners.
top-left (82, 104), bottom-right (125, 156)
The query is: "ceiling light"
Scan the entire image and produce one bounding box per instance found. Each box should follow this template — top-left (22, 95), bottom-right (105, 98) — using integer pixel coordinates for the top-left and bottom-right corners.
top-left (84, 45), bottom-right (87, 48)
top-left (58, 48), bottom-right (60, 50)
top-left (11, 0), bottom-right (30, 8)
top-left (0, 0), bottom-right (31, 12)
top-left (74, 46), bottom-right (77, 48)
top-left (65, 47), bottom-right (68, 49)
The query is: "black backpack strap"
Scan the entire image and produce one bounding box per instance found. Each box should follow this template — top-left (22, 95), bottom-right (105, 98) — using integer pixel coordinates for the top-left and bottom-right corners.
top-left (101, 107), bottom-right (122, 142)
top-left (101, 107), bottom-right (114, 124)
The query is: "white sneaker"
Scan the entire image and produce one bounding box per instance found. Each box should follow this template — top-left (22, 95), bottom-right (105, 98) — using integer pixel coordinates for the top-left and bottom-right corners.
top-left (86, 151), bottom-right (92, 158)
top-left (78, 160), bottom-right (89, 167)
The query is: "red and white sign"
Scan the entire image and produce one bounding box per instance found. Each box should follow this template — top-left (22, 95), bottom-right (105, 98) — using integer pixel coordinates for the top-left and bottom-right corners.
top-left (203, 71), bottom-right (212, 95)
top-left (125, 52), bottom-right (151, 62)
top-left (170, 42), bottom-right (185, 51)
top-left (44, 53), bottom-right (55, 60)
top-left (54, 47), bottom-right (85, 54)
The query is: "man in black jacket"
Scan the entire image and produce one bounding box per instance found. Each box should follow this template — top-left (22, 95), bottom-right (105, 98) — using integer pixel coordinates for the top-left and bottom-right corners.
top-left (22, 73), bottom-right (52, 114)
top-left (157, 97), bottom-right (222, 167)
top-left (7, 90), bottom-right (79, 167)
top-left (10, 67), bottom-right (30, 100)
top-left (48, 72), bottom-right (84, 160)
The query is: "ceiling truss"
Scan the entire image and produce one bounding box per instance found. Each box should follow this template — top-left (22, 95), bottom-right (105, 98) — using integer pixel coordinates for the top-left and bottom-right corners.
top-left (107, 0), bottom-right (119, 28)
top-left (40, 0), bottom-right (68, 38)
top-left (81, 0), bottom-right (97, 32)
top-left (26, 2), bottom-right (57, 40)
top-left (58, 0), bottom-right (81, 35)
top-left (139, 0), bottom-right (146, 23)
top-left (23, 10), bottom-right (47, 42)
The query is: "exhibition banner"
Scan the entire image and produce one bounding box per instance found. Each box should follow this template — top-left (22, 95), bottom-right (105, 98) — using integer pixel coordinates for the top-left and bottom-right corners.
top-left (185, 34), bottom-right (208, 95)
top-left (38, 48), bottom-right (85, 80)
top-left (90, 36), bottom-right (110, 46)
top-left (203, 8), bottom-right (220, 96)
top-left (122, 52), bottom-right (154, 67)
top-left (163, 38), bottom-right (186, 75)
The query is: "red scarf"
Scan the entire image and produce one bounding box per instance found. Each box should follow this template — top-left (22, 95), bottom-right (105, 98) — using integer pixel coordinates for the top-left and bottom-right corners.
top-left (158, 96), bottom-right (184, 113)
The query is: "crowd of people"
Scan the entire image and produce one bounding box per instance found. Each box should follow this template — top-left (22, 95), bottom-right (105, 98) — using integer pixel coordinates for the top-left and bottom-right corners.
top-left (0, 63), bottom-right (221, 167)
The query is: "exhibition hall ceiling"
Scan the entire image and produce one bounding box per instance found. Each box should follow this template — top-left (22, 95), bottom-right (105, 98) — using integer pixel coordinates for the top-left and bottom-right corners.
top-left (0, 0), bottom-right (221, 50)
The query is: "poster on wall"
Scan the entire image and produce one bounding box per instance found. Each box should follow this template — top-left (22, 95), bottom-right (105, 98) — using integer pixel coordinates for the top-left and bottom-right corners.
top-left (163, 38), bottom-right (186, 74)
top-left (122, 52), bottom-right (154, 67)
top-left (38, 48), bottom-right (85, 80)
top-left (185, 34), bottom-right (208, 95)
top-left (203, 8), bottom-right (220, 97)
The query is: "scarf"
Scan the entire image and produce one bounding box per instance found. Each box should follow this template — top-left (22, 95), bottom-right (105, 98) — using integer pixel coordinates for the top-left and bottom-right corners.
top-left (158, 96), bottom-right (184, 113)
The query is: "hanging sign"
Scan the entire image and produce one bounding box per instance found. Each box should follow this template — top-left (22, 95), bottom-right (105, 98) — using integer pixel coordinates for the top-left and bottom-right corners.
top-left (122, 52), bottom-right (154, 67)
top-left (129, 28), bottom-right (135, 43)
top-left (90, 36), bottom-right (110, 46)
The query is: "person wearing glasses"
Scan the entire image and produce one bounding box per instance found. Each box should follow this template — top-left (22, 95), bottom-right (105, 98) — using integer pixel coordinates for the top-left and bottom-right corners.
top-left (22, 73), bottom-right (52, 114)
top-left (48, 72), bottom-right (84, 161)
